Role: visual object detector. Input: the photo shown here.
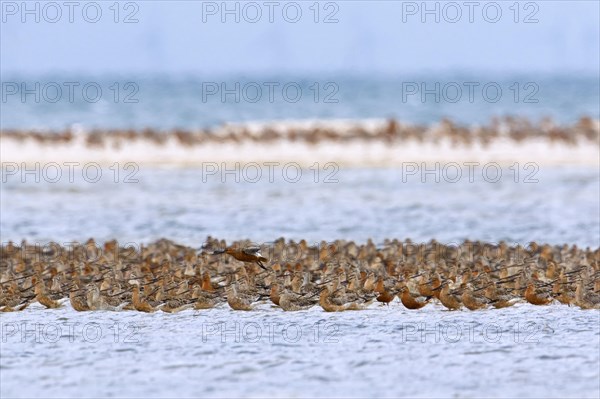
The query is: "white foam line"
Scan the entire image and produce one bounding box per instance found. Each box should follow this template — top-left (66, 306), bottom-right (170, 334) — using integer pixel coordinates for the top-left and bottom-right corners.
top-left (2, 136), bottom-right (598, 167)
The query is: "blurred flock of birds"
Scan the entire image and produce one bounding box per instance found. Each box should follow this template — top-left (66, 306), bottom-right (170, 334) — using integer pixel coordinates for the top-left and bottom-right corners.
top-left (1, 116), bottom-right (598, 147)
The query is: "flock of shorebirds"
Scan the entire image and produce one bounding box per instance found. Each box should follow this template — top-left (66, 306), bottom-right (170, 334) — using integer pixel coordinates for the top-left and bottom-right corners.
top-left (1, 238), bottom-right (599, 313)
top-left (1, 116), bottom-right (597, 147)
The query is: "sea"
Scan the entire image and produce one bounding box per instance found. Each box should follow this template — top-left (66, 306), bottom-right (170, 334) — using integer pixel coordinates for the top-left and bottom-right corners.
top-left (1, 74), bottom-right (599, 398)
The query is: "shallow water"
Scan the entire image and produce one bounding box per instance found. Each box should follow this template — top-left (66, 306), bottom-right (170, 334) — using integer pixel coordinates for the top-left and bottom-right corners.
top-left (1, 302), bottom-right (598, 398)
top-left (2, 163), bottom-right (599, 398)
top-left (1, 166), bottom-right (598, 247)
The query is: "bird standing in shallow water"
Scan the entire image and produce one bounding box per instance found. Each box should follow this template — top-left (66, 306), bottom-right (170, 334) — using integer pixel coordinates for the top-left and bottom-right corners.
top-left (375, 276), bottom-right (395, 306)
top-left (34, 277), bottom-right (62, 309)
top-left (574, 279), bottom-right (600, 309)
top-left (524, 282), bottom-right (553, 306)
top-left (439, 281), bottom-right (462, 310)
top-left (69, 285), bottom-right (90, 312)
top-left (129, 280), bottom-right (159, 312)
top-left (278, 288), bottom-right (318, 311)
top-left (225, 283), bottom-right (255, 311)
top-left (398, 284), bottom-right (431, 310)
top-left (461, 284), bottom-right (488, 310)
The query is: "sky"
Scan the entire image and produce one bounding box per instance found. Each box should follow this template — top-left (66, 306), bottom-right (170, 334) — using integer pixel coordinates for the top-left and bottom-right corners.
top-left (1, 1), bottom-right (599, 76)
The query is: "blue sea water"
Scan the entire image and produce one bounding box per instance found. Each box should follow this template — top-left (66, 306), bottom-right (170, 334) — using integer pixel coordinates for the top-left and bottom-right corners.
top-left (1, 74), bottom-right (598, 130)
top-left (1, 166), bottom-right (599, 248)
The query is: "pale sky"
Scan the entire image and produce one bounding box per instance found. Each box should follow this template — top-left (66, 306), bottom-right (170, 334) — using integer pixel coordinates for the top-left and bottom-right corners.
top-left (1, 0), bottom-right (599, 75)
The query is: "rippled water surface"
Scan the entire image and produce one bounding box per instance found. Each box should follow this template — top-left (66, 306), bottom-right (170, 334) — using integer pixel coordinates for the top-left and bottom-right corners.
top-left (1, 303), bottom-right (599, 398)
top-left (1, 166), bottom-right (598, 247)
